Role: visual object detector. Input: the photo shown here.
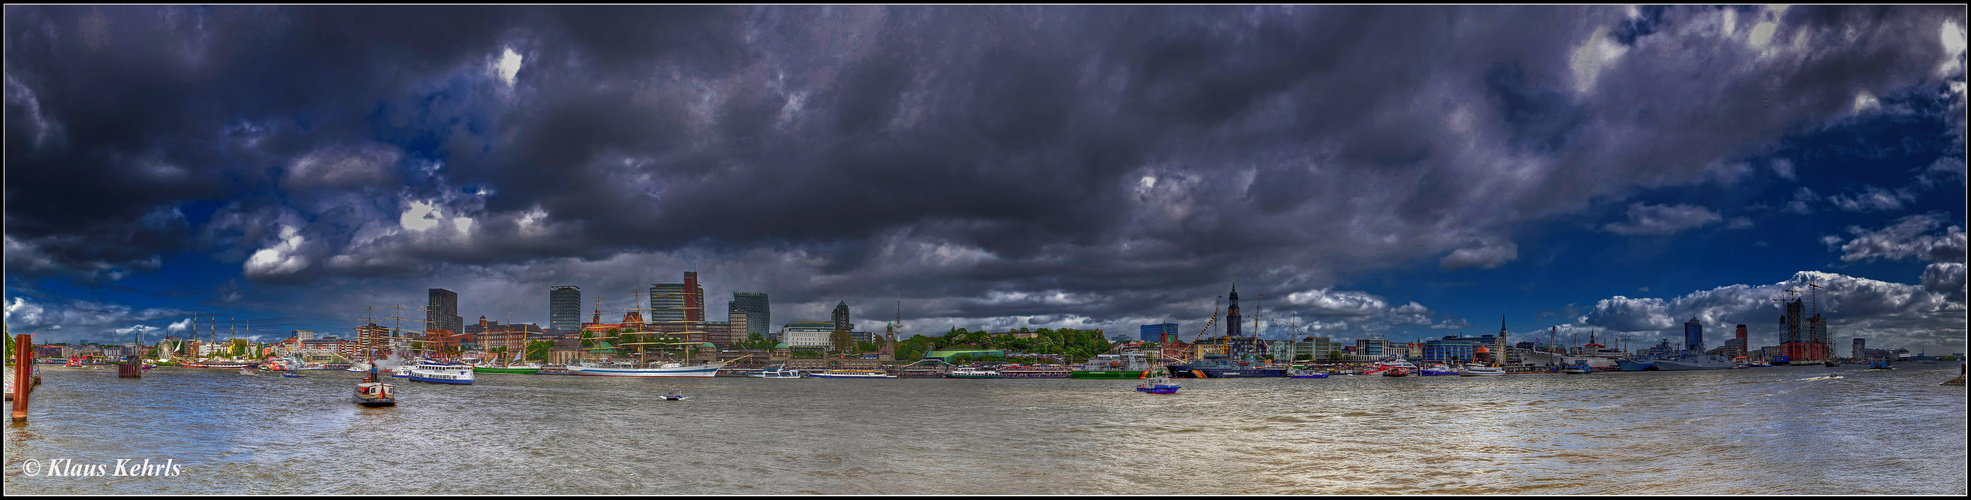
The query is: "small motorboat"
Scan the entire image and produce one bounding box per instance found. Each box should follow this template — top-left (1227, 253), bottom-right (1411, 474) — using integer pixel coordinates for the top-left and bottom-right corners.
top-left (281, 372), bottom-right (305, 378)
top-left (1288, 369), bottom-right (1329, 379)
top-left (1135, 375), bottom-right (1181, 394)
top-left (238, 367), bottom-right (260, 376)
top-left (662, 392), bottom-right (689, 401)
top-left (1562, 361), bottom-right (1592, 374)
top-left (1381, 367), bottom-right (1410, 377)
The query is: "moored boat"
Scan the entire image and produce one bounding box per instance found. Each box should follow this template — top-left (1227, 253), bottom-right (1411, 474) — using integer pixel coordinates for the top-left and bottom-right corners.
top-left (1653, 352), bottom-right (1734, 371)
top-left (944, 367), bottom-right (1003, 379)
top-left (998, 364), bottom-right (1071, 378)
top-left (748, 364), bottom-right (804, 378)
top-left (472, 362), bottom-right (544, 374)
top-left (406, 358), bottom-right (475, 385)
top-left (807, 369), bottom-right (897, 379)
top-left (1166, 355), bottom-right (1289, 378)
top-left (1288, 368), bottom-right (1330, 379)
top-left (1459, 365), bottom-right (1507, 377)
top-left (1616, 357), bottom-right (1658, 371)
top-left (1419, 363), bottom-right (1460, 376)
top-left (1071, 354), bottom-right (1157, 379)
top-left (1562, 360), bottom-right (1592, 374)
top-left (567, 359), bottom-right (727, 377)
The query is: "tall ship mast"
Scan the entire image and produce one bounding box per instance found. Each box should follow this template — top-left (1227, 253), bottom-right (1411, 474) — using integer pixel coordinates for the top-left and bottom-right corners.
top-left (568, 273), bottom-right (745, 377)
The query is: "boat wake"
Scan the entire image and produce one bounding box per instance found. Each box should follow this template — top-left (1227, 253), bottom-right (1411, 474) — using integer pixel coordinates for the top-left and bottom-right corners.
top-left (1796, 375), bottom-right (1844, 382)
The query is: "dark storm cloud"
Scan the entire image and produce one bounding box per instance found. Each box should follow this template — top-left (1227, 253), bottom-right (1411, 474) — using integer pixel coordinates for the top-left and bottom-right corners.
top-left (5, 6), bottom-right (1965, 342)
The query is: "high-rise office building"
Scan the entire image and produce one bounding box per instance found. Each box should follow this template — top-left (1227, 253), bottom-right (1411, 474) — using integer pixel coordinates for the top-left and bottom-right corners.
top-left (428, 288), bottom-right (463, 334)
top-left (730, 292), bottom-right (770, 336)
top-left (1141, 323), bottom-right (1179, 342)
top-left (650, 272), bottom-right (705, 324)
top-left (832, 301), bottom-right (852, 331)
top-left (1852, 338), bottom-right (1865, 360)
top-left (1683, 317), bottom-right (1703, 352)
top-left (549, 286), bottom-right (583, 331)
top-left (1735, 324), bottom-right (1748, 356)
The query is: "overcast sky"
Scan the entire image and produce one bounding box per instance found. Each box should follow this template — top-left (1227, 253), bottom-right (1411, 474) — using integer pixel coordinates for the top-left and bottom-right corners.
top-left (5, 6), bottom-right (1965, 355)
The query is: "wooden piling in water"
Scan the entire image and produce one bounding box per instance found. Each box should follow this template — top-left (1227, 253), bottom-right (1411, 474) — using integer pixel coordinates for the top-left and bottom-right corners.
top-left (11, 334), bottom-right (30, 423)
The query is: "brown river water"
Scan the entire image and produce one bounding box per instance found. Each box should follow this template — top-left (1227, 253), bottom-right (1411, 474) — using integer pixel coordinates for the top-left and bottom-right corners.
top-left (5, 363), bottom-right (1965, 494)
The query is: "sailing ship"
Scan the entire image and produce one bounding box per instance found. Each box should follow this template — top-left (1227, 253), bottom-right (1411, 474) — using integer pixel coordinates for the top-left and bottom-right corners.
top-left (181, 314), bottom-right (261, 369)
top-left (473, 343), bottom-right (544, 374)
top-left (568, 287), bottom-right (745, 377)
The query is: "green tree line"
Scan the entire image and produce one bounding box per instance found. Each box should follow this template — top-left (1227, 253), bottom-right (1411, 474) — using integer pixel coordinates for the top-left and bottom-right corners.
top-left (891, 327), bottom-right (1116, 364)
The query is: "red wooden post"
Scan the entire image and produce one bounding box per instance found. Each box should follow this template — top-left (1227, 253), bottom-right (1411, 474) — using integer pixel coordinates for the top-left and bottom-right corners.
top-left (11, 334), bottom-right (30, 423)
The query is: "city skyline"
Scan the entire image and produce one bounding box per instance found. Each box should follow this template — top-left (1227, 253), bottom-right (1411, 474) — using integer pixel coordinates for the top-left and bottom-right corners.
top-left (4, 6), bottom-right (1965, 355)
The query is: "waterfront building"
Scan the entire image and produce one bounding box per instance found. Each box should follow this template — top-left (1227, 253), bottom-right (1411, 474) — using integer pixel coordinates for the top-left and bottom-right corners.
top-left (1779, 298), bottom-right (1826, 363)
top-left (1354, 338), bottom-right (1387, 358)
top-left (832, 301), bottom-right (853, 331)
top-left (650, 272), bottom-right (705, 323)
top-left (1853, 338), bottom-right (1865, 361)
top-left (780, 321), bottom-right (835, 348)
top-left (1423, 336), bottom-right (1483, 363)
top-left (730, 292), bottom-right (771, 337)
top-left (1728, 324), bottom-right (1747, 358)
top-left (1724, 338), bottom-right (1747, 359)
top-left (549, 285), bottom-right (582, 331)
top-left (356, 323), bottom-right (390, 357)
top-left (1141, 323), bottom-right (1179, 342)
top-left (292, 330), bottom-right (315, 342)
top-left (547, 336), bottom-right (583, 365)
top-left (428, 288), bottom-right (464, 336)
top-left (713, 311), bottom-right (748, 347)
top-left (1684, 317), bottom-right (1703, 352)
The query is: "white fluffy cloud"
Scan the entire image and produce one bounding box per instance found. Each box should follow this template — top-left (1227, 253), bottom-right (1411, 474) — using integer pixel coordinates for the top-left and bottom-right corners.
top-left (1601, 202), bottom-right (1723, 235)
top-left (243, 225), bottom-right (312, 280)
top-left (1440, 239), bottom-right (1519, 270)
top-left (1829, 214), bottom-right (1967, 263)
top-left (4, 296), bottom-right (191, 341)
top-left (281, 143), bottom-right (402, 191)
top-left (1578, 271), bottom-right (1963, 354)
top-left (1827, 185), bottom-right (1918, 212)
